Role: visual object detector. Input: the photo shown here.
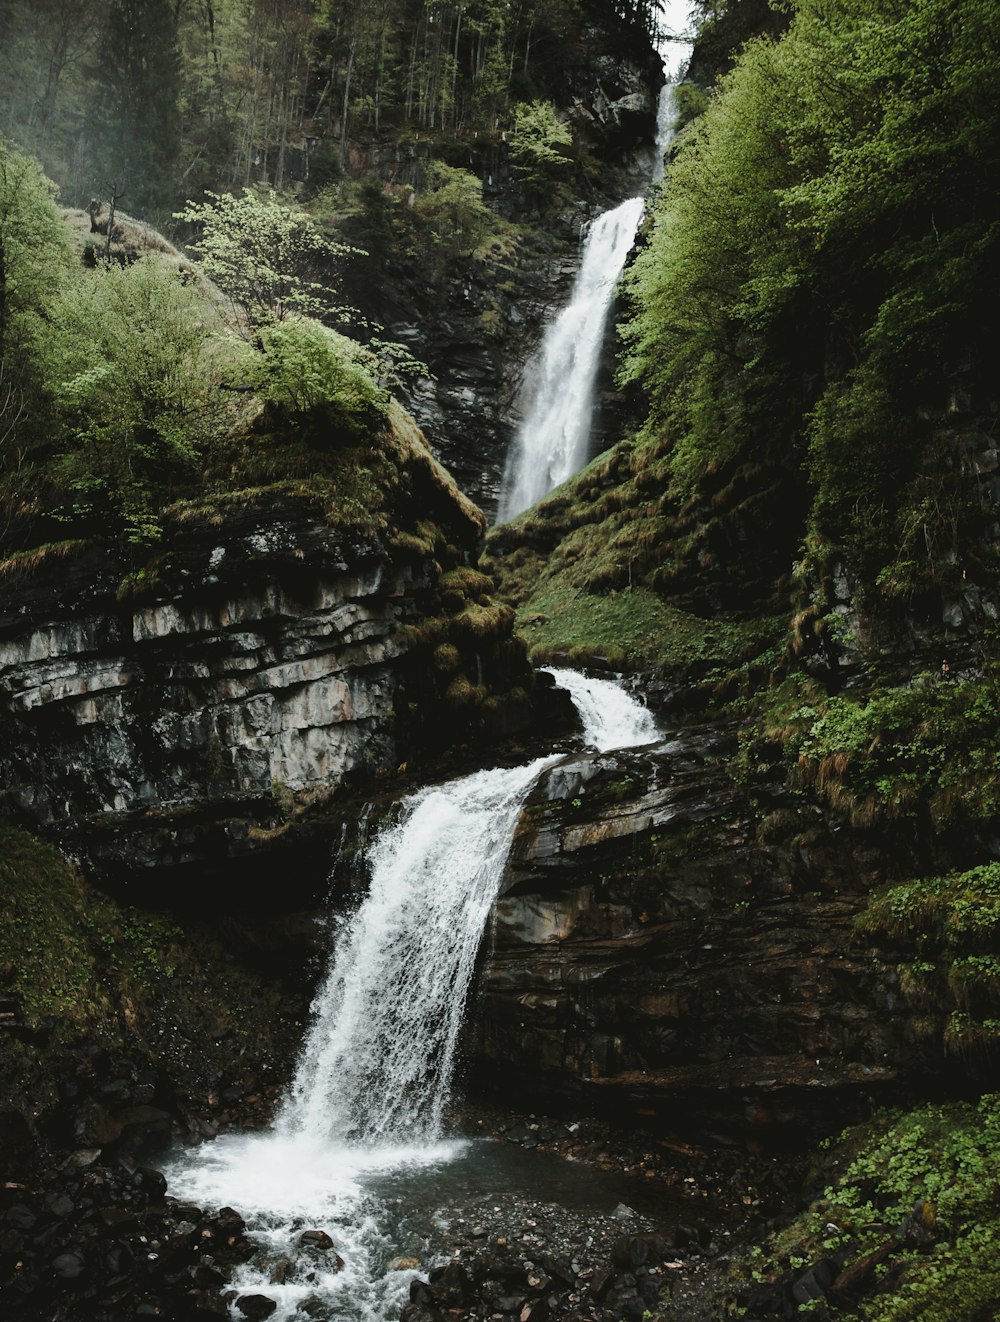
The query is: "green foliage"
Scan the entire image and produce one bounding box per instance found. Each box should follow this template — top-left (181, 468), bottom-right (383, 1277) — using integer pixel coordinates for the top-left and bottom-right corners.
top-left (0, 138), bottom-right (72, 357)
top-left (0, 138), bottom-right (74, 508)
top-left (347, 163), bottom-right (503, 289)
top-left (621, 0), bottom-right (1000, 610)
top-left (412, 162), bottom-right (495, 259)
top-left (175, 187), bottom-right (359, 334)
top-left (784, 672), bottom-right (1000, 827)
top-left (858, 864), bottom-right (1000, 1055)
top-left (671, 81), bottom-right (709, 131)
top-left (43, 255), bottom-right (231, 544)
top-left (241, 318), bottom-right (390, 444)
top-left (509, 100), bottom-right (573, 191)
top-left (741, 1097), bottom-right (1000, 1322)
top-left (1, 0), bottom-right (652, 212)
top-left (861, 865), bottom-right (1000, 951)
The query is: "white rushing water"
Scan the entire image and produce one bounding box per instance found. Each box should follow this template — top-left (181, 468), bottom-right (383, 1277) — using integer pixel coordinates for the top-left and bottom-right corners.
top-left (496, 195), bottom-right (645, 521)
top-left (497, 49), bottom-right (688, 522)
top-left (543, 667), bottom-right (659, 751)
top-left (165, 672), bottom-right (659, 1321)
top-left (277, 755), bottom-right (557, 1146)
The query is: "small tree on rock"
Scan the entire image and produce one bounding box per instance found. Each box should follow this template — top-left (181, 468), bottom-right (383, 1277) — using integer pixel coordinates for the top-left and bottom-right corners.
top-left (509, 100), bottom-right (573, 193)
top-left (175, 187), bottom-right (360, 337)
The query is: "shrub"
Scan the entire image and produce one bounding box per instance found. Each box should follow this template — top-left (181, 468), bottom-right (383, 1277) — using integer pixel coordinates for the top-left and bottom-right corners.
top-left (243, 317), bottom-right (389, 444)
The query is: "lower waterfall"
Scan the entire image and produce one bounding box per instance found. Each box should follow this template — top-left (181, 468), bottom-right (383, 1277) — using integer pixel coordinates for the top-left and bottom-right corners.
top-left (165, 671), bottom-right (658, 1321)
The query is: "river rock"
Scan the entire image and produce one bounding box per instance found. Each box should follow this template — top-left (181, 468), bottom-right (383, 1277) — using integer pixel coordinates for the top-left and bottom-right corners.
top-left (236, 1294), bottom-right (278, 1320)
top-left (298, 1228), bottom-right (334, 1250)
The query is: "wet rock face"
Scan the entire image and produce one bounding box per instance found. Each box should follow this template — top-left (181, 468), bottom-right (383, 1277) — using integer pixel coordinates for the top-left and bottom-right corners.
top-left (0, 516), bottom-right (404, 874)
top-left (391, 245), bottom-right (580, 516)
top-left (469, 725), bottom-right (915, 1138)
top-left (0, 494), bottom-right (537, 884)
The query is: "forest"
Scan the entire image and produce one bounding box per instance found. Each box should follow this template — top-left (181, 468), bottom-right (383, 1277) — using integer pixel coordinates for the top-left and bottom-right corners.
top-left (0, 0), bottom-right (657, 217)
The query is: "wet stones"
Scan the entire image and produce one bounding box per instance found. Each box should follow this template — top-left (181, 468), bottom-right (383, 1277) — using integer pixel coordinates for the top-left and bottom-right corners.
top-left (298, 1228), bottom-right (334, 1250)
top-left (0, 1160), bottom-right (257, 1322)
top-left (236, 1293), bottom-right (278, 1320)
top-left (402, 1194), bottom-right (686, 1322)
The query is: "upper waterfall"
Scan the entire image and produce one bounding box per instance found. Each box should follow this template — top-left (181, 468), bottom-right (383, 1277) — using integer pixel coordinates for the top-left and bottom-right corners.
top-left (496, 57), bottom-right (688, 523)
top-left (496, 196), bottom-right (646, 521)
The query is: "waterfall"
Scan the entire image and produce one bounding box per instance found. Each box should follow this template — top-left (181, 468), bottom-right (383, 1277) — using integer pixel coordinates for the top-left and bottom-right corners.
top-left (543, 667), bottom-right (658, 751)
top-left (276, 756), bottom-right (557, 1146)
top-left (496, 58), bottom-right (687, 523)
top-left (496, 196), bottom-right (645, 521)
top-left (165, 671), bottom-right (659, 1321)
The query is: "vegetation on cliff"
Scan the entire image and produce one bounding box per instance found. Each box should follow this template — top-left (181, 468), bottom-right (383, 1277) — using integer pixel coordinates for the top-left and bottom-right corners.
top-left (731, 1095), bottom-right (1000, 1322)
top-left (490, 0), bottom-right (1000, 753)
top-left (622, 0), bottom-right (999, 612)
top-left (0, 136), bottom-right (433, 551)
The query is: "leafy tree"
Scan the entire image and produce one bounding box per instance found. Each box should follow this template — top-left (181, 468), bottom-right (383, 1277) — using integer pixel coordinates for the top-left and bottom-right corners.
top-left (621, 0), bottom-right (1000, 601)
top-left (0, 138), bottom-right (71, 366)
top-left (44, 256), bottom-right (231, 544)
top-left (175, 186), bottom-right (359, 335)
top-left (241, 316), bottom-right (389, 443)
top-left (0, 139), bottom-right (73, 541)
top-left (509, 99), bottom-right (573, 190)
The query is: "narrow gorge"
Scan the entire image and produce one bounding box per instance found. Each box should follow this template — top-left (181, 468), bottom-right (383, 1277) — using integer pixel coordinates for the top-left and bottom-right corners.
top-left (1, 0), bottom-right (998, 1321)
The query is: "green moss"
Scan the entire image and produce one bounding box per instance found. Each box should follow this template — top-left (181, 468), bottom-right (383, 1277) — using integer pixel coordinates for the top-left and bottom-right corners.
top-left (856, 864), bottom-right (1000, 1055)
top-left (0, 539), bottom-right (91, 580)
top-left (446, 675), bottom-right (487, 707)
top-left (438, 566), bottom-right (495, 602)
top-left (487, 430), bottom-right (787, 692)
top-left (433, 643), bottom-right (462, 673)
top-left (0, 822), bottom-right (114, 1028)
top-left (513, 580), bottom-right (781, 683)
top-left (0, 821), bottom-right (293, 1098)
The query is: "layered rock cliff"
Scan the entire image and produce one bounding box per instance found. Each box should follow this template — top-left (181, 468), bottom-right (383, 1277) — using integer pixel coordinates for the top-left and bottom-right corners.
top-left (468, 726), bottom-right (915, 1141)
top-left (0, 405), bottom-right (549, 891)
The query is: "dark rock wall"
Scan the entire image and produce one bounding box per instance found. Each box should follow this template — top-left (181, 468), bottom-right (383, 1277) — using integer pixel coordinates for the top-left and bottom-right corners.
top-left (0, 485), bottom-right (545, 888)
top-left (468, 726), bottom-right (921, 1140)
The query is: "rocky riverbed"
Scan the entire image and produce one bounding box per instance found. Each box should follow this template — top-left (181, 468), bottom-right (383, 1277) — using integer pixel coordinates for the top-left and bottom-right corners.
top-left (0, 1081), bottom-right (805, 1322)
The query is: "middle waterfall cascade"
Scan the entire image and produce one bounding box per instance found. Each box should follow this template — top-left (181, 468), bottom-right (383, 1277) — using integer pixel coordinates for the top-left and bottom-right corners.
top-left (497, 54), bottom-right (687, 522)
top-left (276, 755), bottom-right (558, 1146)
top-left (166, 671), bottom-right (659, 1322)
top-left (542, 667), bottom-right (659, 751)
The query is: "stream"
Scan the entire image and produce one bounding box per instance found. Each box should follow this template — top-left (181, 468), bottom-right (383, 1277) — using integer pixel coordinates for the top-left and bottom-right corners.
top-left (164, 672), bottom-right (661, 1321)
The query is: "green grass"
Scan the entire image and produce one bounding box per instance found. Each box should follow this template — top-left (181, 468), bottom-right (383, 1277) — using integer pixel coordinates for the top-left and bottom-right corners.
top-left (515, 583), bottom-right (771, 674)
